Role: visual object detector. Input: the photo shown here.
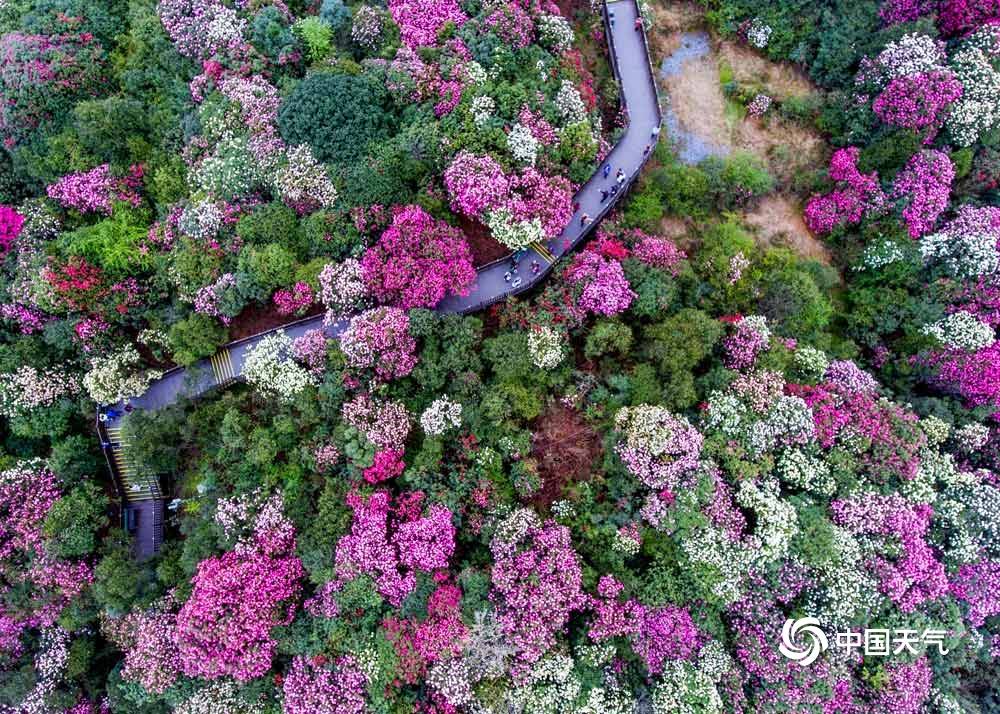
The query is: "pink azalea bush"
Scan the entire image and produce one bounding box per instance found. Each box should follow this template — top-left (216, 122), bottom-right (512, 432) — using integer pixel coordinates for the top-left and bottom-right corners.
top-left (564, 250), bottom-right (636, 316)
top-left (389, 0), bottom-right (468, 48)
top-left (804, 147), bottom-right (886, 234)
top-left (361, 205), bottom-right (475, 309)
top-left (174, 512), bottom-right (304, 681)
top-left (334, 491), bottom-right (455, 606)
top-left (282, 655), bottom-right (368, 714)
top-left (273, 282), bottom-right (314, 316)
top-left (46, 164), bottom-right (144, 215)
top-left (831, 496), bottom-right (947, 612)
top-left (489, 512), bottom-right (586, 674)
top-left (890, 150), bottom-right (954, 238)
top-left (339, 307), bottom-right (418, 381)
top-left (0, 205), bottom-right (24, 256)
top-left (873, 70), bottom-right (963, 135)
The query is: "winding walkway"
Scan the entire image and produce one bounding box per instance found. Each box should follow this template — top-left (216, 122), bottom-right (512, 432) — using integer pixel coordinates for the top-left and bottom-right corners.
top-left (98, 0), bottom-right (662, 560)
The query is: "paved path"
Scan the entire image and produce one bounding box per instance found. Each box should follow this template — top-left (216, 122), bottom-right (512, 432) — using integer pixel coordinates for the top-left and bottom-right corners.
top-left (98, 0), bottom-right (662, 560)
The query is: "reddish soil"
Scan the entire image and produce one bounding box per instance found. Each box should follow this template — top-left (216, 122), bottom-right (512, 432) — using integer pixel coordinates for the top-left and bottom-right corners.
top-left (460, 215), bottom-right (511, 267)
top-left (530, 402), bottom-right (603, 508)
top-left (227, 302), bottom-right (325, 342)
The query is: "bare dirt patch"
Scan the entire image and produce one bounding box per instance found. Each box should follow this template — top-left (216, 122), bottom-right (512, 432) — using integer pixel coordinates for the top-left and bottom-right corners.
top-left (718, 42), bottom-right (815, 101)
top-left (743, 195), bottom-right (833, 266)
top-left (530, 403), bottom-right (603, 508)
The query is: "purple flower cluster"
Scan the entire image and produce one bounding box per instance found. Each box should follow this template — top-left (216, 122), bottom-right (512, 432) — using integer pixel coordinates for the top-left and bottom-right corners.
top-left (389, 0), bottom-right (468, 48)
top-left (361, 205), bottom-right (475, 310)
top-left (282, 655), bottom-right (368, 714)
top-left (46, 164), bottom-right (144, 215)
top-left (873, 70), bottom-right (963, 136)
top-left (490, 517), bottom-right (586, 674)
top-left (831, 496), bottom-right (947, 612)
top-left (0, 205), bottom-right (24, 256)
top-left (565, 250), bottom-right (636, 316)
top-left (891, 150), bottom-right (954, 238)
top-left (340, 307), bottom-right (418, 382)
top-left (804, 148), bottom-right (886, 234)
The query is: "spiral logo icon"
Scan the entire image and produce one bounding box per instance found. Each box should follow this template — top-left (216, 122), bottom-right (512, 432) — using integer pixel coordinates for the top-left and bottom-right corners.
top-left (779, 617), bottom-right (828, 666)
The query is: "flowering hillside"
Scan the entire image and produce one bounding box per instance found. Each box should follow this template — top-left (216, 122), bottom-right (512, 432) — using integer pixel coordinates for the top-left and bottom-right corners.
top-left (1, 0), bottom-right (1000, 712)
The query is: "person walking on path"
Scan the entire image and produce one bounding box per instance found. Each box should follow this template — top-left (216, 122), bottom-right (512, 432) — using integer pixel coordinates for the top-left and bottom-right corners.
top-left (580, 213), bottom-right (590, 226)
top-left (603, 164), bottom-right (611, 179)
top-left (573, 201), bottom-right (581, 213)
top-left (643, 144), bottom-right (651, 156)
top-left (634, 17), bottom-right (642, 30)
top-left (616, 169), bottom-right (625, 184)
top-left (600, 189), bottom-right (609, 202)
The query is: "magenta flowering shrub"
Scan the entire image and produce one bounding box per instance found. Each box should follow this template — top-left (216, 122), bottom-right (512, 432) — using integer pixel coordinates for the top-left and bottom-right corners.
top-left (831, 496), bottom-right (947, 612)
top-left (339, 307), bottom-right (418, 381)
top-left (927, 341), bottom-right (1000, 410)
top-left (389, 0), bottom-right (468, 48)
top-left (334, 491), bottom-right (455, 606)
top-left (273, 282), bottom-right (314, 316)
top-left (282, 655), bottom-right (368, 714)
top-left (633, 605), bottom-right (700, 674)
top-left (890, 150), bottom-right (954, 238)
top-left (938, 0), bottom-right (1000, 35)
top-left (0, 463), bottom-right (91, 656)
top-left (950, 559), bottom-right (1000, 626)
top-left (873, 70), bottom-right (963, 135)
top-left (872, 657), bottom-right (933, 714)
top-left (0, 205), bottom-right (24, 256)
top-left (489, 512), bottom-right (586, 672)
top-left (443, 152), bottom-right (574, 241)
top-left (174, 528), bottom-right (304, 681)
top-left (804, 147), bottom-right (886, 234)
top-left (102, 601), bottom-right (181, 694)
top-left (341, 394), bottom-right (412, 451)
top-left (0, 32), bottom-right (106, 146)
top-left (879, 0), bottom-right (936, 24)
top-left (444, 152), bottom-right (511, 217)
top-left (46, 165), bottom-right (144, 215)
top-left (361, 205), bottom-right (475, 309)
top-left (483, 3), bottom-right (535, 49)
top-left (564, 250), bottom-right (635, 316)
top-left (630, 231), bottom-right (687, 274)
top-left (158, 0), bottom-right (252, 61)
top-left (614, 405), bottom-right (704, 491)
top-left (363, 448), bottom-right (406, 484)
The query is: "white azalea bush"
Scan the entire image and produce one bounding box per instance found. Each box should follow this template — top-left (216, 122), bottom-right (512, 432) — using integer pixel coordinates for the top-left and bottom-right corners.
top-left (242, 331), bottom-right (317, 403)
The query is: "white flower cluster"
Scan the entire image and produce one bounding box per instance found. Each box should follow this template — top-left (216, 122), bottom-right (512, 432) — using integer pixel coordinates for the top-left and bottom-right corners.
top-left (192, 136), bottom-right (263, 199)
top-left (174, 681), bottom-right (265, 714)
top-left (948, 40), bottom-right (1000, 146)
top-left (528, 326), bottom-right (565, 369)
top-left (746, 18), bottom-right (772, 49)
top-left (537, 14), bottom-right (574, 52)
top-left (505, 654), bottom-right (581, 714)
top-left (491, 507), bottom-right (541, 555)
top-left (705, 390), bottom-right (814, 458)
top-left (242, 331), bottom-right (317, 403)
top-left (508, 123), bottom-right (539, 165)
top-left (485, 208), bottom-right (544, 250)
top-left (420, 396), bottom-right (463, 436)
top-left (792, 345), bottom-right (829, 382)
top-left (551, 499), bottom-right (576, 518)
top-left (0, 364), bottom-right (80, 420)
top-left (860, 239), bottom-right (907, 270)
top-left (575, 683), bottom-right (636, 714)
top-left (83, 345), bottom-right (162, 405)
top-left (555, 80), bottom-right (587, 125)
top-left (777, 449), bottom-right (834, 495)
top-left (736, 478), bottom-right (798, 562)
top-left (920, 230), bottom-right (1000, 279)
top-left (921, 414), bottom-right (951, 446)
top-left (319, 258), bottom-right (368, 323)
top-left (650, 659), bottom-right (724, 714)
top-left (611, 528), bottom-right (640, 557)
top-left (179, 199), bottom-right (224, 241)
top-left (465, 61), bottom-right (487, 85)
top-left (802, 526), bottom-right (879, 628)
top-left (471, 95), bottom-right (495, 126)
top-left (351, 5), bottom-right (382, 49)
top-left (954, 422), bottom-right (990, 452)
top-left (18, 627), bottom-right (70, 714)
top-left (680, 525), bottom-right (755, 603)
top-left (274, 144), bottom-right (338, 210)
top-left (923, 310), bottom-right (996, 351)
top-left (427, 659), bottom-right (475, 708)
top-left (866, 33), bottom-right (948, 86)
